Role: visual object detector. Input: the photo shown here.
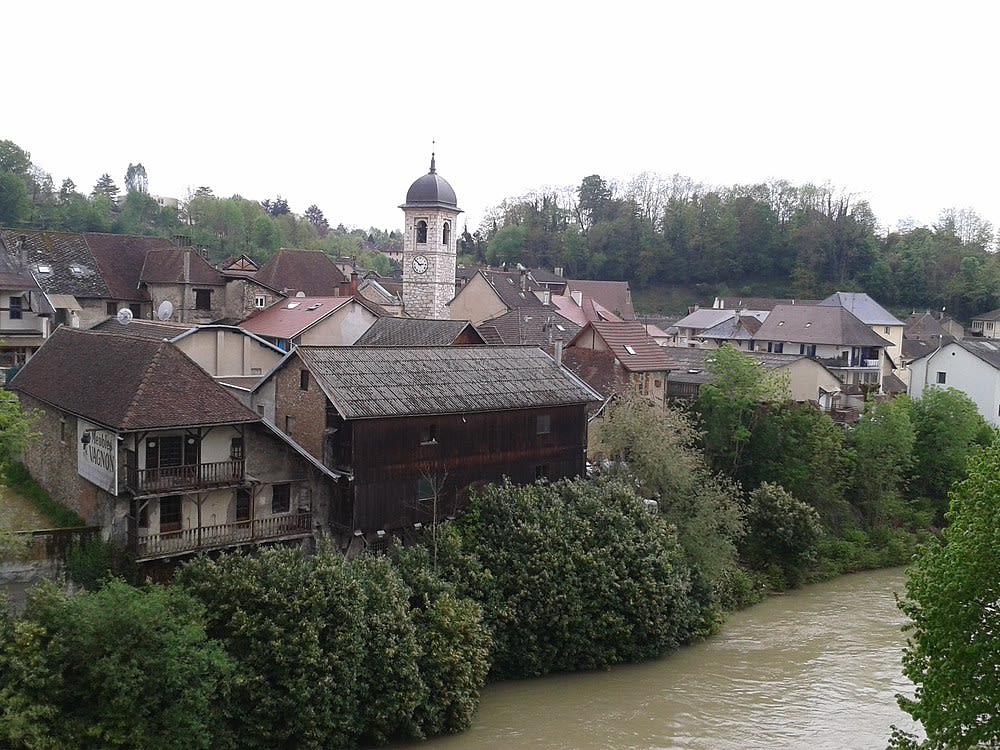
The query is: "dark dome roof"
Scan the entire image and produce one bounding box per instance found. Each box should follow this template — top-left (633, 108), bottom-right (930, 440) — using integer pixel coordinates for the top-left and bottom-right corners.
top-left (401, 154), bottom-right (460, 210)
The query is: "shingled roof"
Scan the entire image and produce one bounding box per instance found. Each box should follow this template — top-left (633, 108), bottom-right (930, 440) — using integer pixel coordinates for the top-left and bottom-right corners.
top-left (819, 292), bottom-right (902, 326)
top-left (479, 308), bottom-right (580, 346)
top-left (88, 318), bottom-right (193, 340)
top-left (754, 304), bottom-right (892, 347)
top-left (564, 279), bottom-right (636, 320)
top-left (568, 321), bottom-right (676, 373)
top-left (0, 229), bottom-right (174, 302)
top-left (140, 247), bottom-right (223, 285)
top-left (254, 248), bottom-right (348, 296)
top-left (9, 328), bottom-right (258, 431)
top-left (354, 317), bottom-right (484, 346)
top-left (295, 346), bottom-right (600, 419)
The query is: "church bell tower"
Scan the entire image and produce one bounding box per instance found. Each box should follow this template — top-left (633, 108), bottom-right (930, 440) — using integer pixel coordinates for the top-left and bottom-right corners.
top-left (401, 151), bottom-right (461, 319)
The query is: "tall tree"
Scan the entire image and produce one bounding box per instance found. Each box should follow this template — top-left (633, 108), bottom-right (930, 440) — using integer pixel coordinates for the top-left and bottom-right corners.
top-left (91, 173), bottom-right (119, 202)
top-left (890, 440), bottom-right (1000, 749)
top-left (304, 204), bottom-right (330, 238)
top-left (124, 162), bottom-right (149, 194)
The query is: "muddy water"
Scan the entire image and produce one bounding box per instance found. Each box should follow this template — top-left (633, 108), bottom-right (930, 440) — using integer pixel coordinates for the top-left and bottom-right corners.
top-left (410, 567), bottom-right (918, 749)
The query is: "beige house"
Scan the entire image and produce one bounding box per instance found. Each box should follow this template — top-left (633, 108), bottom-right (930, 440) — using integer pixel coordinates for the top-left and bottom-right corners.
top-left (239, 296), bottom-right (380, 351)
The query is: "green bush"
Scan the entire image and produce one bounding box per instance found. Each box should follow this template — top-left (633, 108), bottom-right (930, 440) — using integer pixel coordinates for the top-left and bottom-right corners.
top-left (445, 476), bottom-right (703, 679)
top-left (0, 579), bottom-right (232, 750)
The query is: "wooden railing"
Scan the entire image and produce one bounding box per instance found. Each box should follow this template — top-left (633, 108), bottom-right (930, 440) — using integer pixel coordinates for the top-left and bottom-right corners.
top-left (15, 526), bottom-right (101, 562)
top-left (126, 460), bottom-right (245, 494)
top-left (129, 511), bottom-right (313, 560)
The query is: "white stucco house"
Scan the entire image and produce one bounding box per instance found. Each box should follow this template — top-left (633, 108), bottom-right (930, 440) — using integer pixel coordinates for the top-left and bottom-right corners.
top-left (908, 339), bottom-right (1000, 426)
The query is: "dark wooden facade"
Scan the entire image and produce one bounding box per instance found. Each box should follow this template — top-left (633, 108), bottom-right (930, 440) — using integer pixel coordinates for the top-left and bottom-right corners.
top-left (324, 404), bottom-right (588, 533)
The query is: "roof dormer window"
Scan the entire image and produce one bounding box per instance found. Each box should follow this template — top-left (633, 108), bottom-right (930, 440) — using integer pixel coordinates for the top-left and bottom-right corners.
top-left (69, 265), bottom-right (84, 276)
top-left (624, 344), bottom-right (637, 355)
top-left (36, 264), bottom-right (52, 274)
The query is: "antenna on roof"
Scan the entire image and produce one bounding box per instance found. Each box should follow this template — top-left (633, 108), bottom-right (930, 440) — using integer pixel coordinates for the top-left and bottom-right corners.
top-left (430, 139), bottom-right (436, 173)
top-left (156, 300), bottom-right (174, 321)
top-left (116, 308), bottom-right (133, 326)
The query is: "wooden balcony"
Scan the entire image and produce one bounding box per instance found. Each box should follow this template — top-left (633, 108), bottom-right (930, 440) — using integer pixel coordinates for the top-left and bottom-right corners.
top-left (128, 511), bottom-right (313, 561)
top-left (126, 460), bottom-right (245, 496)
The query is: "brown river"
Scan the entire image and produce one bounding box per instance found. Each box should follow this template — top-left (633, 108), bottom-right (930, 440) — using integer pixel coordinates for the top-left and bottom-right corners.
top-left (405, 567), bottom-right (920, 749)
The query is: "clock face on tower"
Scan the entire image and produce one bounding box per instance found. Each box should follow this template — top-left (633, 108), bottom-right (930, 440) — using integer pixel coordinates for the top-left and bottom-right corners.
top-left (412, 254), bottom-right (429, 274)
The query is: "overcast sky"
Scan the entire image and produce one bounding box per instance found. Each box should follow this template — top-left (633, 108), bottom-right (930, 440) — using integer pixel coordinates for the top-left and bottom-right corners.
top-left (6, 1), bottom-right (997, 236)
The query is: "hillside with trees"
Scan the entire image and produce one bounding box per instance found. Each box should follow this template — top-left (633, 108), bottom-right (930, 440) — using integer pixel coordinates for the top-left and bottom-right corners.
top-left (2, 138), bottom-right (997, 319)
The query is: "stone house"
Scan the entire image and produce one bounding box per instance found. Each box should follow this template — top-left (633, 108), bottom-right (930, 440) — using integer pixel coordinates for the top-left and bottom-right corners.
top-left (8, 328), bottom-right (341, 568)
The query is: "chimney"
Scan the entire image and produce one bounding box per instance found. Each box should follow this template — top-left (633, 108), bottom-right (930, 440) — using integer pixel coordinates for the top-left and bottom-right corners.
top-left (554, 339), bottom-right (563, 368)
top-left (350, 272), bottom-right (359, 295)
top-left (553, 266), bottom-right (564, 278)
top-left (183, 249), bottom-right (191, 283)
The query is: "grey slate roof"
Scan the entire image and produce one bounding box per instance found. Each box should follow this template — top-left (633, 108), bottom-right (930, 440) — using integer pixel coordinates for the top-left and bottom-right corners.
top-left (755, 304), bottom-right (892, 347)
top-left (910, 339), bottom-right (1000, 370)
top-left (296, 345), bottom-right (601, 419)
top-left (480, 308), bottom-right (580, 346)
top-left (819, 292), bottom-right (903, 326)
top-left (88, 318), bottom-right (194, 340)
top-left (971, 308), bottom-right (1000, 322)
top-left (354, 317), bottom-right (483, 346)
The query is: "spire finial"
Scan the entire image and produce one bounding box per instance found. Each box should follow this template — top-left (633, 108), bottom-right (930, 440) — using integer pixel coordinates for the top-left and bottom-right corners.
top-left (430, 139), bottom-right (436, 174)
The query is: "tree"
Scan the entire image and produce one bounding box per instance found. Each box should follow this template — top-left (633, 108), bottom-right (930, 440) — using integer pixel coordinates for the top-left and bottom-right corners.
top-left (0, 579), bottom-right (233, 750)
top-left (847, 397), bottom-right (916, 530)
top-left (907, 387), bottom-right (993, 520)
top-left (0, 389), bottom-right (35, 470)
top-left (261, 196), bottom-right (290, 217)
top-left (0, 172), bottom-right (31, 225)
top-left (598, 391), bottom-right (746, 611)
top-left (741, 401), bottom-right (854, 531)
top-left (890, 440), bottom-right (1000, 749)
top-left (696, 343), bottom-right (789, 477)
top-left (0, 140), bottom-right (31, 180)
top-left (740, 483), bottom-right (823, 588)
top-left (91, 173), bottom-right (119, 202)
top-left (124, 162), bottom-right (148, 194)
top-left (304, 204), bottom-right (330, 238)
top-left (447, 477), bottom-right (700, 679)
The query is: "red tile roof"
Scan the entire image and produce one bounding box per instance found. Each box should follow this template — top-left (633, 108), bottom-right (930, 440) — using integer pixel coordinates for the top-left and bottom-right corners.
top-left (568, 321), bottom-right (676, 372)
top-left (240, 296), bottom-right (353, 339)
top-left (565, 279), bottom-right (636, 320)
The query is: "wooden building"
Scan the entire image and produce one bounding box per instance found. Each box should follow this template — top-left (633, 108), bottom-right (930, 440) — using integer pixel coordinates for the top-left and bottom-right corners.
top-left (256, 345), bottom-right (600, 548)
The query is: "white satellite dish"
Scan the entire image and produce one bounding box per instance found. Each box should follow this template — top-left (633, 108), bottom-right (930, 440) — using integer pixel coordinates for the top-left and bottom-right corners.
top-left (116, 308), bottom-right (133, 326)
top-left (156, 300), bottom-right (174, 321)
top-left (295, 291), bottom-right (306, 298)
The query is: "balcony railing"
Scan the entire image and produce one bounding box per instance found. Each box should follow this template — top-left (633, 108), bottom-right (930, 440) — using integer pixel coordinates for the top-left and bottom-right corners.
top-left (128, 511), bottom-right (313, 561)
top-left (126, 460), bottom-right (245, 495)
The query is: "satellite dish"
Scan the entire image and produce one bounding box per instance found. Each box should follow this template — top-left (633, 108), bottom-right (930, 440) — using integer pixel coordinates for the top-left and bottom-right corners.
top-left (295, 291), bottom-right (306, 298)
top-left (116, 308), bottom-right (133, 326)
top-left (157, 300), bottom-right (174, 321)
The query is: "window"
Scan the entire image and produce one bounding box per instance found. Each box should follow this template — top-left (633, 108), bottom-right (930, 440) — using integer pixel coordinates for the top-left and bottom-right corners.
top-left (799, 344), bottom-right (816, 357)
top-left (442, 221), bottom-right (450, 246)
top-left (106, 302), bottom-right (117, 316)
top-left (535, 464), bottom-right (549, 481)
top-left (8, 297), bottom-right (22, 320)
top-left (536, 414), bottom-right (551, 435)
top-left (767, 342), bottom-right (784, 354)
top-left (254, 295), bottom-right (267, 308)
top-left (417, 477), bottom-right (434, 502)
top-left (936, 371), bottom-right (947, 384)
top-left (300, 370), bottom-right (310, 391)
top-left (160, 496), bottom-right (182, 532)
top-left (59, 418), bottom-right (67, 443)
top-left (230, 437), bottom-right (244, 460)
top-left (195, 289), bottom-right (211, 310)
top-left (416, 220), bottom-right (428, 244)
top-left (271, 483), bottom-right (291, 514)
top-left (284, 415), bottom-right (295, 435)
top-left (129, 303), bottom-right (142, 317)
top-left (236, 489), bottom-right (251, 522)
top-left (884, 326), bottom-right (892, 334)
top-left (420, 424), bottom-right (437, 444)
